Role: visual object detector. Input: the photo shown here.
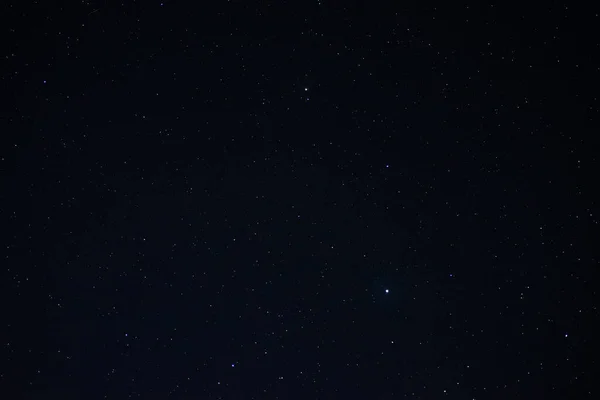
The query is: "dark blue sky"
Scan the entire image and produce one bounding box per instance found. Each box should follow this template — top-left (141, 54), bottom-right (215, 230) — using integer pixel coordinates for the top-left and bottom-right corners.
top-left (2, 1), bottom-right (598, 398)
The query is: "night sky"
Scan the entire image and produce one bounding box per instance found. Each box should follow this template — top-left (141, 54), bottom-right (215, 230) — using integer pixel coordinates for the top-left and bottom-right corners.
top-left (2, 1), bottom-right (599, 399)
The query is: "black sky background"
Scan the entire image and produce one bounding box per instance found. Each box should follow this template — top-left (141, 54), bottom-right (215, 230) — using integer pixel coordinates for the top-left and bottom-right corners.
top-left (1, 1), bottom-right (599, 399)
